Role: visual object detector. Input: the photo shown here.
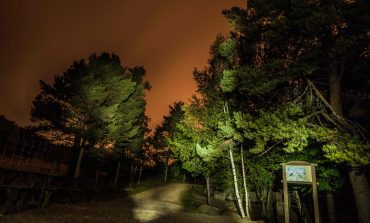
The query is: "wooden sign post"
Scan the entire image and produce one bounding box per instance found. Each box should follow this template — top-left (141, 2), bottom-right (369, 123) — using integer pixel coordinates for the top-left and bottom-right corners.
top-left (281, 161), bottom-right (320, 223)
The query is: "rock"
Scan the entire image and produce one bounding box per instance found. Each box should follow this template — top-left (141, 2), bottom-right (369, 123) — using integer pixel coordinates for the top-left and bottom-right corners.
top-left (197, 204), bottom-right (221, 215)
top-left (226, 194), bottom-right (235, 201)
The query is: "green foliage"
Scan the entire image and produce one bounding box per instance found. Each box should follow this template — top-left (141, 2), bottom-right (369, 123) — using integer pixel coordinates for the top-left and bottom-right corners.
top-left (168, 100), bottom-right (225, 178)
top-left (31, 53), bottom-right (149, 160)
top-left (218, 38), bottom-right (237, 62)
top-left (316, 167), bottom-right (342, 192)
top-left (220, 69), bottom-right (238, 93)
top-left (319, 132), bottom-right (370, 166)
top-left (247, 162), bottom-right (275, 196)
top-left (234, 104), bottom-right (310, 153)
top-left (162, 0), bottom-right (370, 201)
top-left (195, 143), bottom-right (221, 163)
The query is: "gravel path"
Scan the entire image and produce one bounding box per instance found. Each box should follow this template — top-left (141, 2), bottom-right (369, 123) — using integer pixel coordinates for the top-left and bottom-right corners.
top-left (0, 183), bottom-right (262, 223)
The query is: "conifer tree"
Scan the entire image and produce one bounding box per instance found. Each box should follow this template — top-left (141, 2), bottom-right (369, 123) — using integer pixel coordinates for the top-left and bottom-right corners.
top-left (217, 2), bottom-right (370, 221)
top-left (152, 102), bottom-right (184, 182)
top-left (31, 53), bottom-right (150, 180)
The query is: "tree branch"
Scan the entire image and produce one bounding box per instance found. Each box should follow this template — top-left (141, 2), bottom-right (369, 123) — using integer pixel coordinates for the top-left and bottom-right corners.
top-left (258, 139), bottom-right (284, 157)
top-left (307, 79), bottom-right (342, 121)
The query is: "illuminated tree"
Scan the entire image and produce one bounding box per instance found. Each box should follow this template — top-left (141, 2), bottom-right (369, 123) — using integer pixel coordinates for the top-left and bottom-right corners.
top-left (218, 1), bottom-right (370, 221)
top-left (152, 102), bottom-right (184, 183)
top-left (168, 98), bottom-right (223, 205)
top-left (31, 53), bottom-right (149, 180)
top-left (189, 1), bottom-right (370, 221)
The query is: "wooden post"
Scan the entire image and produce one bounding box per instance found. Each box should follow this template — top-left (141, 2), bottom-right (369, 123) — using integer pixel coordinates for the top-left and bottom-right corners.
top-left (282, 161), bottom-right (320, 223)
top-left (312, 164), bottom-right (320, 223)
top-left (282, 163), bottom-right (289, 223)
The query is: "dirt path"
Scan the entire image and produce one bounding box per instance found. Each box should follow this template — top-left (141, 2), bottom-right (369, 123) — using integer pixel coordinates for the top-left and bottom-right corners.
top-left (0, 183), bottom-right (262, 223)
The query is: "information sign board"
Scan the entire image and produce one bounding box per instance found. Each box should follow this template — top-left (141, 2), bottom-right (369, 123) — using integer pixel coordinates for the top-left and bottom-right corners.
top-left (282, 161), bottom-right (320, 223)
top-left (286, 165), bottom-right (312, 183)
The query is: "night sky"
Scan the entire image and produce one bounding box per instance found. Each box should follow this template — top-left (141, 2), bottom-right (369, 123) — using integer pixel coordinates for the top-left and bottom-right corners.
top-left (0, 0), bottom-right (243, 130)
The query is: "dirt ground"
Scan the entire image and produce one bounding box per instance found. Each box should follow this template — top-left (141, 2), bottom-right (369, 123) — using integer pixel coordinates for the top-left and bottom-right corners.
top-left (0, 183), bottom-right (263, 223)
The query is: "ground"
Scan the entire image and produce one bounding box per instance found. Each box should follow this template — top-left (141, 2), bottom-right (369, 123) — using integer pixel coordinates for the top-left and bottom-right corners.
top-left (0, 183), bottom-right (263, 223)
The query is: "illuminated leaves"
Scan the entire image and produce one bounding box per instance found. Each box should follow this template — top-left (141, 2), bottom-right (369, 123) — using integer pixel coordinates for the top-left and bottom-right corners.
top-left (195, 143), bottom-right (221, 163)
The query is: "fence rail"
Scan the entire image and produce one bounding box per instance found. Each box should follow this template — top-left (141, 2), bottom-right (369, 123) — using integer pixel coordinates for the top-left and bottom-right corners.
top-left (0, 132), bottom-right (71, 176)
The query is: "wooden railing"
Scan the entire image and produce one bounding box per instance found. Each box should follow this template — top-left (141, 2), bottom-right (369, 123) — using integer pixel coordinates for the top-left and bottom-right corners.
top-left (0, 133), bottom-right (71, 176)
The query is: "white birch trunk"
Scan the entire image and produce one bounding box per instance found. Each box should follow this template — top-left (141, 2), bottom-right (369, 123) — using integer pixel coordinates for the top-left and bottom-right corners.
top-left (240, 145), bottom-right (251, 219)
top-left (230, 148), bottom-right (246, 218)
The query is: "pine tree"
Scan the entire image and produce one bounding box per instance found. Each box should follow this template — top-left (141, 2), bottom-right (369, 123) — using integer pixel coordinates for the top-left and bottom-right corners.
top-left (190, 1), bottom-right (369, 220)
top-left (31, 53), bottom-right (150, 182)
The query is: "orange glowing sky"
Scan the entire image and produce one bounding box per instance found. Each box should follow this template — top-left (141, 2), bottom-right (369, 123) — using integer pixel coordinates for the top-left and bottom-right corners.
top-left (0, 0), bottom-right (244, 130)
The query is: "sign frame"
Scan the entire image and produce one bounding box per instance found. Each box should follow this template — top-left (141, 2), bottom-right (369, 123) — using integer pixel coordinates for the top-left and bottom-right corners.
top-left (281, 161), bottom-right (320, 223)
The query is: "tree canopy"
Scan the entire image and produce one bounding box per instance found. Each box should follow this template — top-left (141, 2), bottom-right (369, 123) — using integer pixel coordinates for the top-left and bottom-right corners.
top-left (31, 52), bottom-right (149, 159)
top-left (163, 0), bottom-right (369, 221)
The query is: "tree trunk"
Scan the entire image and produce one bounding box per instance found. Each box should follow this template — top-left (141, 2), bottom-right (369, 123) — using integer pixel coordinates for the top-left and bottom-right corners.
top-left (74, 147), bottom-right (84, 179)
top-left (348, 168), bottom-right (370, 223)
top-left (164, 163), bottom-right (168, 183)
top-left (229, 148), bottom-right (246, 218)
top-left (266, 189), bottom-right (274, 221)
top-left (205, 175), bottom-right (211, 205)
top-left (329, 65), bottom-right (370, 223)
top-left (130, 165), bottom-right (137, 187)
top-left (94, 168), bottom-right (99, 188)
top-left (329, 65), bottom-right (343, 117)
top-left (114, 161), bottom-right (121, 188)
top-left (327, 192), bottom-right (336, 223)
top-left (137, 165), bottom-right (143, 185)
top-left (129, 164), bottom-right (134, 187)
top-left (73, 134), bottom-right (81, 148)
top-left (240, 145), bottom-right (251, 219)
top-left (260, 189), bottom-right (268, 218)
top-left (74, 137), bottom-right (86, 179)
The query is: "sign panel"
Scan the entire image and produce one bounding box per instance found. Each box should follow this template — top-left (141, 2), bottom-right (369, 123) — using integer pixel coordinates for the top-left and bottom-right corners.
top-left (286, 165), bottom-right (312, 183)
top-left (282, 161), bottom-right (319, 223)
